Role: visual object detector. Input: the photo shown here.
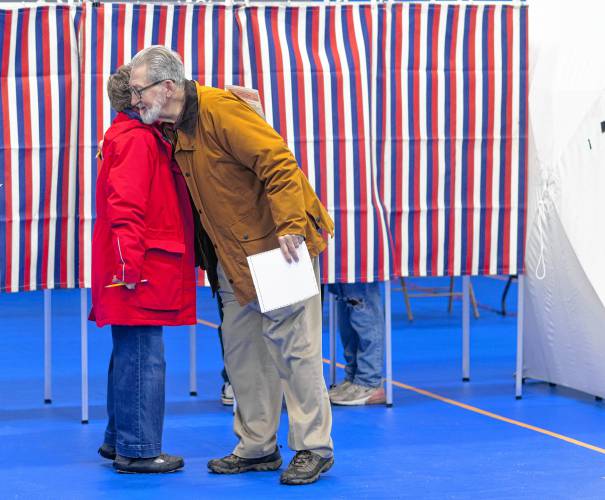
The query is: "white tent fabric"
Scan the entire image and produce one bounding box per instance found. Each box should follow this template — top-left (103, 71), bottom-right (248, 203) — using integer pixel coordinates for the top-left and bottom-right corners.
top-left (524, 0), bottom-right (605, 396)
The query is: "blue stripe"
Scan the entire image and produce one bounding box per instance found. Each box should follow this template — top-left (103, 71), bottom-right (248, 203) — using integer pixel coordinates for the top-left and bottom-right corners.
top-left (443, 6), bottom-right (455, 275)
top-left (407, 6), bottom-right (416, 275)
top-left (231, 6), bottom-right (241, 85)
top-left (497, 6), bottom-right (508, 272)
top-left (54, 6), bottom-right (67, 286)
top-left (284, 7), bottom-right (301, 167)
top-left (388, 6), bottom-right (398, 275)
top-left (0, 11), bottom-right (7, 290)
top-left (517, 5), bottom-right (527, 273)
top-left (246, 9), bottom-right (259, 94)
top-left (110, 4), bottom-right (119, 73)
top-left (460, 7), bottom-right (470, 274)
top-left (426, 6), bottom-right (435, 275)
top-left (35, 8), bottom-right (46, 287)
top-left (478, 6), bottom-right (490, 273)
top-left (341, 8), bottom-right (362, 280)
top-left (212, 7), bottom-right (220, 87)
top-left (171, 6), bottom-right (180, 51)
top-left (89, 5), bottom-right (100, 285)
top-left (191, 5), bottom-right (200, 80)
top-left (323, 7), bottom-right (343, 281)
top-left (265, 8), bottom-right (282, 134)
top-left (15, 10), bottom-right (26, 289)
top-left (151, 6), bottom-right (161, 46)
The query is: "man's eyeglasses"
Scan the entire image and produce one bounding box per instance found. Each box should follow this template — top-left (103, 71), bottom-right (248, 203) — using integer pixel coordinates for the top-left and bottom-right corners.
top-left (129, 79), bottom-right (173, 100)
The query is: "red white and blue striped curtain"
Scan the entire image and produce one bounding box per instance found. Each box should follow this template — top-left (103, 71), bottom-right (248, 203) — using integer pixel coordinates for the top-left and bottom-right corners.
top-left (1, 2), bottom-right (528, 291)
top-left (375, 3), bottom-right (528, 277)
top-left (0, 6), bottom-right (81, 292)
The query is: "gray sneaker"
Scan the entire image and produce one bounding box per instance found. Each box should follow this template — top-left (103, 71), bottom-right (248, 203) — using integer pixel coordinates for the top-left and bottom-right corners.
top-left (330, 382), bottom-right (386, 406)
top-left (280, 450), bottom-right (334, 485)
top-left (328, 380), bottom-right (352, 400)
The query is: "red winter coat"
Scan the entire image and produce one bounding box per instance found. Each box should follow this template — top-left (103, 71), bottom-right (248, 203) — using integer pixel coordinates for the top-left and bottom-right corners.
top-left (90, 112), bottom-right (196, 327)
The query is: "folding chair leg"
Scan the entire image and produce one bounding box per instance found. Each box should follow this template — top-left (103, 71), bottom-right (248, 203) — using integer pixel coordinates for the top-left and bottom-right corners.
top-left (469, 281), bottom-right (480, 319)
top-left (400, 277), bottom-right (413, 321)
top-left (447, 276), bottom-right (455, 313)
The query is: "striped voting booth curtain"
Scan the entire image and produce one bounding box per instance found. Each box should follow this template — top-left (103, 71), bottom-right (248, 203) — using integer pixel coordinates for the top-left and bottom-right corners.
top-left (375, 3), bottom-right (528, 277)
top-left (0, 2), bottom-right (528, 291)
top-left (0, 6), bottom-right (81, 292)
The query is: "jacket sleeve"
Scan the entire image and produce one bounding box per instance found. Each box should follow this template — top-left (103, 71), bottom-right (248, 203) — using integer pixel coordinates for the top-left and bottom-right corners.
top-left (103, 134), bottom-right (155, 283)
top-left (205, 92), bottom-right (307, 237)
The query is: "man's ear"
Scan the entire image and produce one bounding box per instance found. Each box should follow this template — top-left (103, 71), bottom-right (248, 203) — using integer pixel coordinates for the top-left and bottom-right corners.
top-left (165, 79), bottom-right (177, 97)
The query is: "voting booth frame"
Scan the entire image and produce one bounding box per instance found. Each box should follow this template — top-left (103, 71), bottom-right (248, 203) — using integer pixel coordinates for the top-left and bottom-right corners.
top-left (0, 0), bottom-right (528, 421)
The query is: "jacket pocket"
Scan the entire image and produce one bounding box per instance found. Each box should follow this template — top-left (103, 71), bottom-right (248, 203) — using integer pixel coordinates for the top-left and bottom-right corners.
top-left (137, 239), bottom-right (185, 311)
top-left (229, 210), bottom-right (278, 256)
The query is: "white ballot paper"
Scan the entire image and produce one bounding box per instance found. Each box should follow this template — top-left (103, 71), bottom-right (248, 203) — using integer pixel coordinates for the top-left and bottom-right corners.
top-left (247, 244), bottom-right (319, 313)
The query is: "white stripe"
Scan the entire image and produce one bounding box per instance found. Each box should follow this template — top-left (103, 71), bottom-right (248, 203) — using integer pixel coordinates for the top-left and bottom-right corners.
top-left (144, 4), bottom-right (154, 47)
top-left (317, 6), bottom-right (335, 283)
top-left (102, 6), bottom-right (112, 133)
top-left (297, 6), bottom-right (316, 189)
top-left (164, 5), bottom-right (174, 48)
top-left (183, 4), bottom-right (193, 78)
top-left (67, 6), bottom-right (79, 288)
top-left (238, 8), bottom-right (253, 89)
top-left (28, 8), bottom-right (40, 290)
top-left (277, 7), bottom-right (295, 152)
top-left (352, 5), bottom-right (375, 281)
top-left (400, 4), bottom-right (410, 277)
top-left (509, 6), bottom-right (520, 273)
top-left (7, 11), bottom-right (19, 291)
top-left (334, 6), bottom-right (356, 282)
top-left (453, 6), bottom-right (464, 276)
top-left (204, 5), bottom-right (214, 85)
top-left (224, 6), bottom-right (233, 86)
top-left (48, 7), bottom-right (61, 289)
top-left (123, 4), bottom-right (132, 62)
top-left (490, 6), bottom-right (502, 275)
top-left (436, 4), bottom-right (447, 277)
top-left (472, 5), bottom-right (483, 275)
top-left (257, 7), bottom-right (274, 127)
top-left (417, 4), bottom-right (428, 276)
top-left (82, 4), bottom-right (93, 289)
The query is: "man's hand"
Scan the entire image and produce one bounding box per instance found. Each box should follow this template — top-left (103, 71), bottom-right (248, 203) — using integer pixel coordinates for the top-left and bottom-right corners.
top-left (278, 234), bottom-right (304, 263)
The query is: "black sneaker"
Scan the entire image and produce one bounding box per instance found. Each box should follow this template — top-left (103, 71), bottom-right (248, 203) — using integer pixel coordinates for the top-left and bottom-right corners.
top-left (280, 450), bottom-right (334, 485)
top-left (113, 453), bottom-right (184, 474)
top-left (98, 443), bottom-right (116, 460)
top-left (207, 447), bottom-right (282, 474)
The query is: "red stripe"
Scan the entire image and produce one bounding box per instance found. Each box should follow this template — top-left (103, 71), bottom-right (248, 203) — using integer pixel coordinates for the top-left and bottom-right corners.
top-left (328, 7), bottom-right (348, 281)
top-left (430, 6), bottom-right (440, 275)
top-left (465, 7), bottom-right (476, 274)
top-left (59, 7), bottom-right (74, 287)
top-left (76, 6), bottom-right (87, 287)
top-left (412, 5), bottom-right (421, 275)
top-left (115, 4), bottom-right (125, 67)
top-left (345, 6), bottom-right (368, 281)
top-left (502, 7), bottom-right (513, 273)
top-left (41, 9), bottom-right (52, 288)
top-left (177, 6), bottom-right (186, 61)
top-left (378, 6), bottom-right (389, 280)
top-left (394, 5), bottom-right (403, 277)
top-left (309, 8), bottom-right (329, 282)
top-left (289, 8), bottom-right (309, 178)
top-left (21, 9), bottom-right (33, 290)
top-left (249, 9), bottom-right (265, 108)
top-left (269, 7), bottom-right (288, 141)
top-left (136, 5), bottom-right (146, 54)
top-left (447, 6), bottom-right (459, 275)
top-left (2, 11), bottom-right (13, 289)
top-left (157, 6), bottom-right (166, 46)
top-left (482, 6), bottom-right (495, 274)
top-left (217, 7), bottom-right (225, 89)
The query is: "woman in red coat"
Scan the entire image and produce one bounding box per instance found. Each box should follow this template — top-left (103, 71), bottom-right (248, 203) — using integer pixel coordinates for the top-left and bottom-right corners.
top-left (90, 65), bottom-right (195, 474)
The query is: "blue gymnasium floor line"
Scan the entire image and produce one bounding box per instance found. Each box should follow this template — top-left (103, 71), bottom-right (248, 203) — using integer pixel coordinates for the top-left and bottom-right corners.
top-left (1, 278), bottom-right (605, 499)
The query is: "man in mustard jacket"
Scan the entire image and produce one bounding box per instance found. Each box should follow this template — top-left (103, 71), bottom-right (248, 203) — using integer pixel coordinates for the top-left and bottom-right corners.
top-left (129, 46), bottom-right (335, 486)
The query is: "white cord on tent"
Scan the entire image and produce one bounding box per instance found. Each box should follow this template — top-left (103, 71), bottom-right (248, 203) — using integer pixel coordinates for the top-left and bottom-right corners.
top-left (534, 176), bottom-right (556, 281)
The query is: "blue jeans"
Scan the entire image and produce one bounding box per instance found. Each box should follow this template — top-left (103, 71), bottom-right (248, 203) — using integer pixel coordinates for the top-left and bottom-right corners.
top-left (329, 282), bottom-right (385, 388)
top-left (104, 325), bottom-right (165, 458)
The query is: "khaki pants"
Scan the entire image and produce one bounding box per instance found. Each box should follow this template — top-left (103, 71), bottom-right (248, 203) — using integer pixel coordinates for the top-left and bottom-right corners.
top-left (217, 259), bottom-right (333, 459)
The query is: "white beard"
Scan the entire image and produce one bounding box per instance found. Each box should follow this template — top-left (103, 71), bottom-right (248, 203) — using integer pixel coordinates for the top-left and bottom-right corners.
top-left (140, 94), bottom-right (166, 124)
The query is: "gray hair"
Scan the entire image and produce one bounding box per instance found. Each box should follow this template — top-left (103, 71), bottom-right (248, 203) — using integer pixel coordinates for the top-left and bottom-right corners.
top-left (130, 45), bottom-right (186, 88)
top-left (106, 64), bottom-right (131, 113)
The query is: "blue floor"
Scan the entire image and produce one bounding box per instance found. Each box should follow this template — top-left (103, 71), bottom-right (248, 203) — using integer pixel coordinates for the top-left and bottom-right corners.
top-left (1, 277), bottom-right (604, 499)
